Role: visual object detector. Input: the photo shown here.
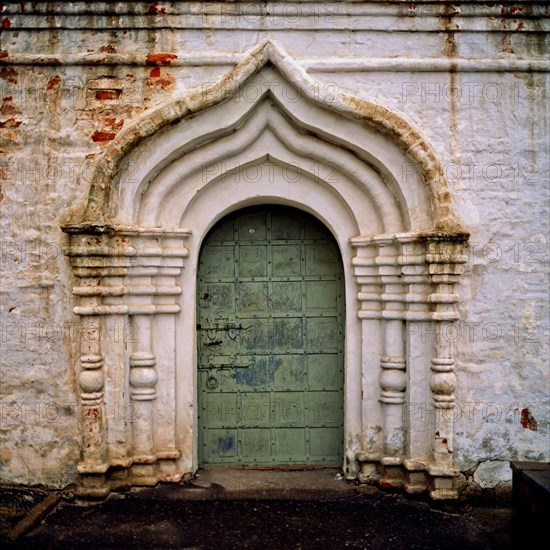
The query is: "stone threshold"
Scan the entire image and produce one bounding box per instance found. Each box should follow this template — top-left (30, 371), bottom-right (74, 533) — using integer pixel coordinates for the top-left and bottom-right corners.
top-left (126, 468), bottom-right (360, 501)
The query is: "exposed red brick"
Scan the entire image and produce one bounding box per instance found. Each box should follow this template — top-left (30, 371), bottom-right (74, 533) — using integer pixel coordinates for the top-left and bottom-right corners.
top-left (0, 119), bottom-right (22, 128)
top-left (147, 77), bottom-right (173, 90)
top-left (146, 53), bottom-right (177, 65)
top-left (99, 44), bottom-right (117, 53)
top-left (148, 3), bottom-right (167, 14)
top-left (95, 89), bottom-right (121, 100)
top-left (3, 97), bottom-right (13, 102)
top-left (0, 67), bottom-right (18, 84)
top-left (85, 407), bottom-right (100, 418)
top-left (92, 131), bottom-right (117, 142)
top-left (521, 408), bottom-right (537, 431)
top-left (1, 18), bottom-right (12, 29)
top-left (379, 479), bottom-right (394, 488)
top-left (104, 117), bottom-right (124, 131)
top-left (1, 103), bottom-right (19, 116)
top-left (47, 75), bottom-right (61, 90)
top-left (0, 51), bottom-right (8, 59)
top-left (150, 67), bottom-right (161, 78)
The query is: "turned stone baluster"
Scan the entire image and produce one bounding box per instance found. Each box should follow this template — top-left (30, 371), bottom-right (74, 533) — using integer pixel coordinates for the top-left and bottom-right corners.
top-left (426, 237), bottom-right (468, 499)
top-left (130, 312), bottom-right (159, 485)
top-left (76, 315), bottom-right (109, 497)
top-left (378, 240), bottom-right (406, 487)
top-left (351, 239), bottom-right (383, 482)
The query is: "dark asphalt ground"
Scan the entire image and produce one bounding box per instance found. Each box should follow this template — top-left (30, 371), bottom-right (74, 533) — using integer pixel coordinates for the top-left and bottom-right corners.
top-left (1, 484), bottom-right (516, 550)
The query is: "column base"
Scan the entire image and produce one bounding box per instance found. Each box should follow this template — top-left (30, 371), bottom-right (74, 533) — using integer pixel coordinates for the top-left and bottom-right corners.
top-left (75, 473), bottom-right (111, 498)
top-left (130, 463), bottom-right (159, 486)
top-left (109, 467), bottom-right (133, 491)
top-left (76, 455), bottom-right (187, 498)
top-left (158, 459), bottom-right (184, 482)
top-left (355, 453), bottom-right (460, 500)
top-left (379, 465), bottom-right (404, 490)
top-left (357, 461), bottom-right (379, 484)
top-left (429, 474), bottom-right (459, 500)
top-left (404, 472), bottom-right (429, 495)
top-left (403, 459), bottom-right (429, 495)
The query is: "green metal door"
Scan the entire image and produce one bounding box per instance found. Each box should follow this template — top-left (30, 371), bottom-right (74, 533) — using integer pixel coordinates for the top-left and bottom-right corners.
top-left (197, 206), bottom-right (344, 466)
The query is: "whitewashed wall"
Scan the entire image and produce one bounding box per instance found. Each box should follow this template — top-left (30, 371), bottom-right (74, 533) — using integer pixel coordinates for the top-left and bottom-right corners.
top-left (0, 2), bottom-right (548, 496)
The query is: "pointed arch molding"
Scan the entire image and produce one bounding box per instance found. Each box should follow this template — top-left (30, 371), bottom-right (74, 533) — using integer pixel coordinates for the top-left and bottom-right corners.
top-left (62, 40), bottom-right (469, 500)
top-left (67, 39), bottom-right (460, 232)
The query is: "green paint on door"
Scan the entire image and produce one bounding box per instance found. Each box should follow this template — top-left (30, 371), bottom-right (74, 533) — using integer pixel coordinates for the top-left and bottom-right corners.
top-left (197, 207), bottom-right (344, 466)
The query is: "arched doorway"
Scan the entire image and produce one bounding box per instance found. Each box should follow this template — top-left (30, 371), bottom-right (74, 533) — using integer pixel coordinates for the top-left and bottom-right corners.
top-left (197, 206), bottom-right (344, 466)
top-left (62, 41), bottom-right (468, 499)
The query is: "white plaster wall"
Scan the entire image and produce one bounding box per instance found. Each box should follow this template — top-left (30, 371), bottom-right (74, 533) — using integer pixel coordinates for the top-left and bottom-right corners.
top-left (0, 2), bottom-right (548, 489)
top-left (334, 68), bottom-right (549, 471)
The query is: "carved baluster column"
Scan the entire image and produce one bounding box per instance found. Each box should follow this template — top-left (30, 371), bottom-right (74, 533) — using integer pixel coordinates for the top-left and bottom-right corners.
top-left (399, 236), bottom-right (432, 495)
top-left (125, 230), bottom-right (189, 485)
top-left (351, 238), bottom-right (383, 483)
top-left (129, 280), bottom-right (159, 485)
top-left (76, 311), bottom-right (110, 497)
top-left (377, 238), bottom-right (407, 487)
top-left (431, 307), bottom-right (457, 463)
top-left (65, 229), bottom-right (113, 498)
top-left (426, 236), bottom-right (468, 499)
top-left (64, 227), bottom-right (191, 494)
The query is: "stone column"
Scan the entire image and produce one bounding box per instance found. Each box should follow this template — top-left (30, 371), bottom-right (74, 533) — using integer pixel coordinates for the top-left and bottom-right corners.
top-left (426, 237), bottom-right (468, 499)
top-left (398, 236), bottom-right (432, 495)
top-left (76, 314), bottom-right (109, 497)
top-left (431, 300), bottom-right (457, 464)
top-left (351, 238), bottom-right (383, 483)
top-left (129, 309), bottom-right (159, 486)
top-left (64, 226), bottom-right (190, 496)
top-left (378, 239), bottom-right (406, 487)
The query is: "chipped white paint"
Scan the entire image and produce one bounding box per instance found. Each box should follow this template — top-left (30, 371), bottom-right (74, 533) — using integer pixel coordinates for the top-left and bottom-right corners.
top-left (0, 2), bottom-right (548, 499)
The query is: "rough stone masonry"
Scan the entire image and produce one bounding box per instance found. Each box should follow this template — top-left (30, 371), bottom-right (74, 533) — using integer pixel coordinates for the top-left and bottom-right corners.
top-left (0, 2), bottom-right (548, 499)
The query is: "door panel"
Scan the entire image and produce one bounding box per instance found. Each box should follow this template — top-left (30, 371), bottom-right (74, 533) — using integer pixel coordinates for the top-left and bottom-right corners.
top-left (197, 206), bottom-right (344, 466)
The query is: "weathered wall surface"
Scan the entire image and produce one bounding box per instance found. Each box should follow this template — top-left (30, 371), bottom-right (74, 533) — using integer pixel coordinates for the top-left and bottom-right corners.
top-left (1, 1), bottom-right (548, 494)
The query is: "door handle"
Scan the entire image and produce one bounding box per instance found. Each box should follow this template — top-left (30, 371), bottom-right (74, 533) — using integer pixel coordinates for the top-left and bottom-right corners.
top-left (210, 363), bottom-right (250, 369)
top-left (200, 361), bottom-right (250, 387)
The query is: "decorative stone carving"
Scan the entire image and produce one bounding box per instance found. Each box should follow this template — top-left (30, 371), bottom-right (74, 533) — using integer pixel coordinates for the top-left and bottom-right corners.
top-left (352, 233), bottom-right (468, 497)
top-left (64, 227), bottom-right (190, 494)
top-left (61, 41), bottom-right (468, 498)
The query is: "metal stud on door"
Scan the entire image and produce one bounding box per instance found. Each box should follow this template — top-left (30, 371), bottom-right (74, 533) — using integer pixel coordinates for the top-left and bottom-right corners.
top-left (197, 207), bottom-right (344, 466)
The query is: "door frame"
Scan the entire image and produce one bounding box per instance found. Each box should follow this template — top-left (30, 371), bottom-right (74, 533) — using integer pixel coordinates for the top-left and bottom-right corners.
top-left (174, 189), bottom-right (361, 478)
